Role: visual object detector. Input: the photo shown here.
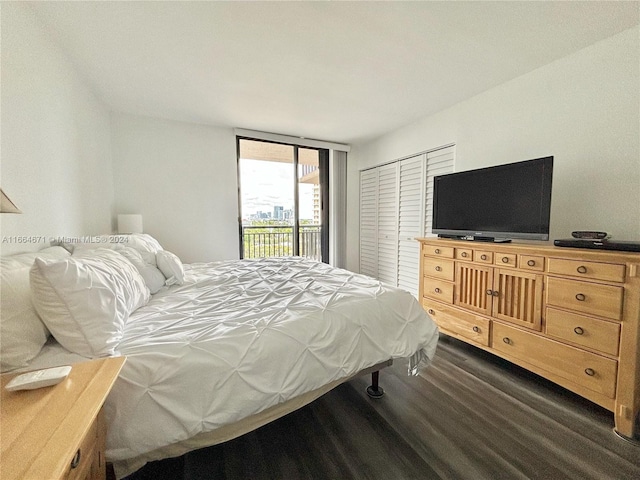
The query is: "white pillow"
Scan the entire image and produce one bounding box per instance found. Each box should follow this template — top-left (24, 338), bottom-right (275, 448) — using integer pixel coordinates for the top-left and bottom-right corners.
top-left (56, 233), bottom-right (163, 264)
top-left (116, 247), bottom-right (166, 294)
top-left (57, 238), bottom-right (120, 254)
top-left (0, 247), bottom-right (70, 372)
top-left (156, 250), bottom-right (185, 286)
top-left (30, 248), bottom-right (150, 357)
top-left (112, 233), bottom-right (163, 265)
top-left (127, 233), bottom-right (163, 253)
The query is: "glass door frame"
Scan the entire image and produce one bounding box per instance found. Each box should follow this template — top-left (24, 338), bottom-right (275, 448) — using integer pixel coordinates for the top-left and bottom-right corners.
top-left (236, 136), bottom-right (329, 262)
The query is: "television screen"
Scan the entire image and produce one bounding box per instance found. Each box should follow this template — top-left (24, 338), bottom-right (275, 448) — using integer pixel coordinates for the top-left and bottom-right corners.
top-left (432, 156), bottom-right (553, 242)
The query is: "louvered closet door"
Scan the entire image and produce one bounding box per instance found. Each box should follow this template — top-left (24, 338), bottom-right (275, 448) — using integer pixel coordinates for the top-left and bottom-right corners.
top-left (376, 163), bottom-right (399, 286)
top-left (359, 169), bottom-right (378, 278)
top-left (359, 145), bottom-right (455, 288)
top-left (424, 146), bottom-right (456, 235)
top-left (397, 155), bottom-right (426, 296)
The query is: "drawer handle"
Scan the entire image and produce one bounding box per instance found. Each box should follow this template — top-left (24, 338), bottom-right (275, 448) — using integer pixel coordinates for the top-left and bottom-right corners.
top-left (71, 449), bottom-right (81, 469)
top-left (585, 368), bottom-right (595, 377)
top-left (481, 254), bottom-right (488, 260)
top-left (435, 266), bottom-right (442, 272)
top-left (574, 326), bottom-right (584, 335)
top-left (503, 337), bottom-right (511, 345)
top-left (434, 288), bottom-right (441, 294)
top-left (501, 257), bottom-right (509, 263)
top-left (428, 309), bottom-right (435, 315)
top-left (575, 293), bottom-right (586, 302)
top-left (435, 249), bottom-right (441, 254)
top-left (527, 260), bottom-right (535, 267)
top-left (577, 265), bottom-right (587, 274)
top-left (472, 326), bottom-right (480, 333)
top-left (461, 252), bottom-right (468, 258)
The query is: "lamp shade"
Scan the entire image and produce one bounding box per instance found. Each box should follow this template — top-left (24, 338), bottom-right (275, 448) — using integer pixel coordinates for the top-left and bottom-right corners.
top-left (1, 189), bottom-right (22, 213)
top-left (117, 214), bottom-right (143, 234)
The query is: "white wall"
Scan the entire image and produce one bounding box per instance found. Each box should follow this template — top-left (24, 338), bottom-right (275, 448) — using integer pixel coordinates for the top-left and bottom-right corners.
top-left (2, 3), bottom-right (240, 263)
top-left (110, 113), bottom-right (239, 263)
top-left (346, 26), bottom-right (640, 272)
top-left (0, 3), bottom-right (114, 255)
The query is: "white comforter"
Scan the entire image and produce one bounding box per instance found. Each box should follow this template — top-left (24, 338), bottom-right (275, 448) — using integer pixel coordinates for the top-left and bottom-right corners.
top-left (104, 257), bottom-right (438, 471)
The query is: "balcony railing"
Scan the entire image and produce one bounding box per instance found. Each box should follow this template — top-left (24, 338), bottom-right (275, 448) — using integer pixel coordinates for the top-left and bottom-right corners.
top-left (242, 225), bottom-right (321, 261)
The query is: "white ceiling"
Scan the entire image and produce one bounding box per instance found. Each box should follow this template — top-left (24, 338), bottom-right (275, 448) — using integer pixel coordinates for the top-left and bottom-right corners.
top-left (27, 1), bottom-right (639, 145)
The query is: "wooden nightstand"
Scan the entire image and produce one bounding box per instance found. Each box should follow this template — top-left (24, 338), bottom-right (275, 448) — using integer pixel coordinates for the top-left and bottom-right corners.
top-left (1, 357), bottom-right (125, 480)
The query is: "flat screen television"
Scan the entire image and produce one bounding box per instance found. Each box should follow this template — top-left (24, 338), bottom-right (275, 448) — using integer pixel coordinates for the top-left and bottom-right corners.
top-left (432, 156), bottom-right (553, 242)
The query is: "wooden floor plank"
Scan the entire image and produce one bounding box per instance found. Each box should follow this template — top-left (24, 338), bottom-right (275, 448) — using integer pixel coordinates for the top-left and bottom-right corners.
top-left (125, 336), bottom-right (640, 479)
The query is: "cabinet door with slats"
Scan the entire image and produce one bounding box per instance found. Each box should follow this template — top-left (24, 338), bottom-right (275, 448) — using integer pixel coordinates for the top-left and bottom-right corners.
top-left (455, 263), bottom-right (493, 316)
top-left (492, 269), bottom-right (543, 331)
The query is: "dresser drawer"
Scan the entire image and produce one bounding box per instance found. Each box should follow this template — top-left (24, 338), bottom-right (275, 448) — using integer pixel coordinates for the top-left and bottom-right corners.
top-left (547, 258), bottom-right (625, 283)
top-left (455, 248), bottom-right (473, 261)
top-left (473, 250), bottom-right (494, 264)
top-left (492, 323), bottom-right (617, 398)
top-left (546, 277), bottom-right (623, 321)
top-left (423, 257), bottom-right (455, 281)
top-left (423, 299), bottom-right (490, 346)
top-left (494, 253), bottom-right (517, 268)
top-left (545, 307), bottom-right (620, 356)
top-left (422, 244), bottom-right (454, 258)
top-left (423, 277), bottom-right (454, 304)
top-left (64, 412), bottom-right (99, 480)
top-left (519, 255), bottom-right (545, 272)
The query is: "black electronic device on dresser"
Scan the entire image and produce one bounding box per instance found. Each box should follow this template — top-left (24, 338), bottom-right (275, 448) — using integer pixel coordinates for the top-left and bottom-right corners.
top-left (432, 156), bottom-right (553, 243)
top-left (554, 230), bottom-right (640, 252)
top-left (571, 230), bottom-right (609, 240)
top-left (554, 238), bottom-right (640, 252)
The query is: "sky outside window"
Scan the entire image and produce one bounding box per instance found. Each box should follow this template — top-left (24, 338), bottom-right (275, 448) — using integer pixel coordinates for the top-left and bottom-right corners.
top-left (240, 158), bottom-right (314, 223)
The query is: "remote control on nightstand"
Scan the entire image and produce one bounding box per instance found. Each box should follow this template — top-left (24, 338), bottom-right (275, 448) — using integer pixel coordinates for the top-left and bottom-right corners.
top-left (5, 366), bottom-right (72, 391)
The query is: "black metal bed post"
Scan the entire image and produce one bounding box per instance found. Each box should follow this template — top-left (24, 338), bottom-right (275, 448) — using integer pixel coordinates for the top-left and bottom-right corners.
top-left (366, 371), bottom-right (385, 398)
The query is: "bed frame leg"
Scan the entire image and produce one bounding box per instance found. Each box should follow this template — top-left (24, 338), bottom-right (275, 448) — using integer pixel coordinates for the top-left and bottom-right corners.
top-left (106, 463), bottom-right (116, 480)
top-left (366, 370), bottom-right (385, 398)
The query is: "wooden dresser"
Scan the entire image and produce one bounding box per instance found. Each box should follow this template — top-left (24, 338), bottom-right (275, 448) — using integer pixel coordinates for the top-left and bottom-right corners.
top-left (1, 357), bottom-right (125, 480)
top-left (417, 238), bottom-right (640, 438)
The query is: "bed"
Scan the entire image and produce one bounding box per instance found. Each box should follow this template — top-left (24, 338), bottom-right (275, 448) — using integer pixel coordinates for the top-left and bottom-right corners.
top-left (0, 235), bottom-right (439, 478)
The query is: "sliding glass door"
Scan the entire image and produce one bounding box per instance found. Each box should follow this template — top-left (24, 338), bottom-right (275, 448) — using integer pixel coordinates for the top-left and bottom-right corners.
top-left (237, 137), bottom-right (329, 262)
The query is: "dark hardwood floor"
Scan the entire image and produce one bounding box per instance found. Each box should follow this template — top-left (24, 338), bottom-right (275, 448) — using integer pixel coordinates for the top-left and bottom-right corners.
top-left (124, 336), bottom-right (640, 479)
